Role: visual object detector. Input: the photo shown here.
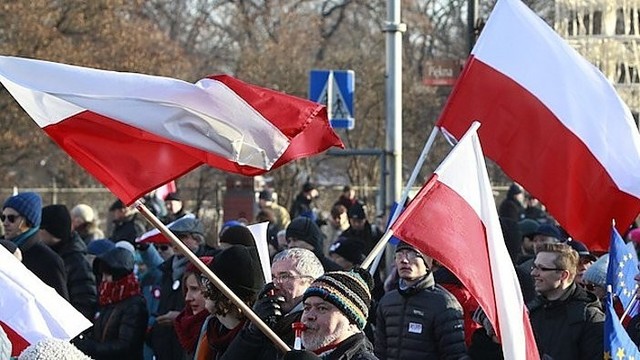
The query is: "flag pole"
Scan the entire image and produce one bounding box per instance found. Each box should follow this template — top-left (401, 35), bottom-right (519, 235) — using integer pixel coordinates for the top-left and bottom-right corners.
top-left (621, 292), bottom-right (638, 323)
top-left (135, 202), bottom-right (291, 353)
top-left (362, 125), bottom-right (440, 270)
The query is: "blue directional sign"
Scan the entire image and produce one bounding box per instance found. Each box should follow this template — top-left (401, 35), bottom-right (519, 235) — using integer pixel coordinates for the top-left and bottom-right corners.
top-left (309, 70), bottom-right (355, 129)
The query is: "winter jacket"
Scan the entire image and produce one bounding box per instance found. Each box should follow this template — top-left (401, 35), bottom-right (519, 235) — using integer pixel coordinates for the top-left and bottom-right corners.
top-left (18, 230), bottom-right (69, 300)
top-left (221, 307), bottom-right (303, 360)
top-left (527, 282), bottom-right (604, 360)
top-left (77, 295), bottom-right (148, 360)
top-left (111, 213), bottom-right (147, 243)
top-left (320, 332), bottom-right (378, 360)
top-left (374, 273), bottom-right (467, 360)
top-left (53, 232), bottom-right (97, 320)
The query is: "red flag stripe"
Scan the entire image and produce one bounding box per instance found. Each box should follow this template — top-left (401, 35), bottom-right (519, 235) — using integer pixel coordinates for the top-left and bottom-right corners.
top-left (437, 56), bottom-right (640, 251)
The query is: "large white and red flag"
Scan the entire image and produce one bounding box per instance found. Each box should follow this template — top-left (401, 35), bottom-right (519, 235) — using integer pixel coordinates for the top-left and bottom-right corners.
top-left (391, 123), bottom-right (539, 360)
top-left (0, 56), bottom-right (343, 205)
top-left (436, 0), bottom-right (640, 251)
top-left (0, 246), bottom-right (91, 356)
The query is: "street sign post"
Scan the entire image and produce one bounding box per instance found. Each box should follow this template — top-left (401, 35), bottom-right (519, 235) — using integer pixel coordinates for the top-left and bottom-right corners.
top-left (309, 70), bottom-right (355, 130)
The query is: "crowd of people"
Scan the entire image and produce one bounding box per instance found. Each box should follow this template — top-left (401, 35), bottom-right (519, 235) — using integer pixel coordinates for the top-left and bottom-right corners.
top-left (1, 181), bottom-right (639, 359)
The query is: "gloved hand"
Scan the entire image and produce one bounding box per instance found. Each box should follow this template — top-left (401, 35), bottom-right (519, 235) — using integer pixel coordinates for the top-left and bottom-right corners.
top-left (283, 350), bottom-right (321, 360)
top-left (251, 282), bottom-right (285, 329)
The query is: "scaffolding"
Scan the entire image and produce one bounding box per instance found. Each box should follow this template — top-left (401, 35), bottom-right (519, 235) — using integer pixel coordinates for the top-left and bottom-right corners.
top-left (555, 0), bottom-right (640, 119)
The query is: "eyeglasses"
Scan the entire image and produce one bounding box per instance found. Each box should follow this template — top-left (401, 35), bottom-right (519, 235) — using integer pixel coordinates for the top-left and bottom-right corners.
top-left (394, 250), bottom-right (422, 261)
top-left (272, 273), bottom-right (312, 283)
top-left (0, 214), bottom-right (21, 223)
top-left (531, 264), bottom-right (564, 272)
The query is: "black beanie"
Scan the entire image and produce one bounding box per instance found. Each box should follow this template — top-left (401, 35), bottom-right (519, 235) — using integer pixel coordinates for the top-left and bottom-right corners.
top-left (286, 217), bottom-right (322, 251)
top-left (329, 237), bottom-right (365, 265)
top-left (209, 245), bottom-right (264, 299)
top-left (219, 225), bottom-right (256, 247)
top-left (41, 204), bottom-right (72, 241)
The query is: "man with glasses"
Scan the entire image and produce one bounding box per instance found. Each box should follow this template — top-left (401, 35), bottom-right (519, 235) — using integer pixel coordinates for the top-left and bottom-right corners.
top-left (2, 192), bottom-right (68, 300)
top-left (374, 241), bottom-right (466, 359)
top-left (222, 247), bottom-right (324, 360)
top-left (528, 242), bottom-right (604, 359)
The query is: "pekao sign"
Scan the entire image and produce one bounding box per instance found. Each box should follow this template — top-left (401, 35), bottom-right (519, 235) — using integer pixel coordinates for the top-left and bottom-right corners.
top-left (423, 60), bottom-right (463, 86)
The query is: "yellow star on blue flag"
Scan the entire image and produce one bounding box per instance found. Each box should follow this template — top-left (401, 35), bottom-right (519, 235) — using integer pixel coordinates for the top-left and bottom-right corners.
top-left (605, 292), bottom-right (640, 359)
top-left (606, 227), bottom-right (639, 315)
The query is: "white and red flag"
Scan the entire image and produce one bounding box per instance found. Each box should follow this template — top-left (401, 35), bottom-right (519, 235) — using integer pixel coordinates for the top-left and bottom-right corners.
top-left (0, 56), bottom-right (343, 205)
top-left (436, 0), bottom-right (640, 251)
top-left (391, 123), bottom-right (539, 360)
top-left (0, 246), bottom-right (91, 356)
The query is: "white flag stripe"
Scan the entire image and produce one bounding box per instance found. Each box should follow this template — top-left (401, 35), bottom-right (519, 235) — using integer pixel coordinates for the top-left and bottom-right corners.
top-left (0, 56), bottom-right (290, 170)
top-left (0, 246), bottom-right (91, 343)
top-left (473, 0), bottom-right (640, 195)
top-left (436, 127), bottom-right (529, 360)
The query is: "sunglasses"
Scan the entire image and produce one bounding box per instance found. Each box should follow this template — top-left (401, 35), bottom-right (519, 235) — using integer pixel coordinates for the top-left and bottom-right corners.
top-left (157, 245), bottom-right (170, 251)
top-left (0, 214), bottom-right (21, 223)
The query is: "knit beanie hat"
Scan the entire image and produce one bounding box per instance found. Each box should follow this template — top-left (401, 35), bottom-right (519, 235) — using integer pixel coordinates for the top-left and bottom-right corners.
top-left (70, 204), bottom-right (95, 223)
top-left (208, 245), bottom-right (264, 299)
top-left (219, 225), bottom-right (255, 247)
top-left (18, 338), bottom-right (91, 360)
top-left (286, 217), bottom-right (322, 251)
top-left (329, 237), bottom-right (365, 265)
top-left (3, 192), bottom-right (42, 228)
top-left (582, 254), bottom-right (609, 288)
top-left (303, 267), bottom-right (373, 330)
top-left (395, 241), bottom-right (432, 268)
top-left (518, 219), bottom-right (540, 238)
top-left (94, 247), bottom-right (135, 280)
top-left (41, 204), bottom-right (72, 241)
top-left (347, 203), bottom-right (366, 220)
top-left (87, 239), bottom-right (115, 256)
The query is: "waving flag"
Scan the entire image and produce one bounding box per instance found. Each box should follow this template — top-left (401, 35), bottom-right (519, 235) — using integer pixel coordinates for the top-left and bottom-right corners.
top-left (436, 0), bottom-right (640, 252)
top-left (606, 227), bottom-right (639, 315)
top-left (391, 123), bottom-right (539, 360)
top-left (0, 56), bottom-right (343, 205)
top-left (0, 246), bottom-right (91, 355)
top-left (604, 292), bottom-right (640, 360)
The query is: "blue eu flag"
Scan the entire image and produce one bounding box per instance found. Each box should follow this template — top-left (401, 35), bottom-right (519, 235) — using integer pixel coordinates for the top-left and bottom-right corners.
top-left (606, 227), bottom-right (639, 315)
top-left (604, 292), bottom-right (640, 360)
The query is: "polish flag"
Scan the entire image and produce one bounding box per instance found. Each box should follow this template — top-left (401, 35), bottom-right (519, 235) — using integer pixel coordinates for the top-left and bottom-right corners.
top-left (436, 0), bottom-right (640, 251)
top-left (391, 123), bottom-right (539, 360)
top-left (0, 56), bottom-right (343, 205)
top-left (0, 246), bottom-right (91, 356)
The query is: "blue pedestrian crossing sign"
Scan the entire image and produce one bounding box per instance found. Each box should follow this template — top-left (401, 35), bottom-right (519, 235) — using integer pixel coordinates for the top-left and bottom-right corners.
top-left (309, 70), bottom-right (355, 130)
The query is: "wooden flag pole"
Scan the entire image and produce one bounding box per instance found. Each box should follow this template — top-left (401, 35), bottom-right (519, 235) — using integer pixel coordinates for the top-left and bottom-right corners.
top-left (135, 202), bottom-right (291, 353)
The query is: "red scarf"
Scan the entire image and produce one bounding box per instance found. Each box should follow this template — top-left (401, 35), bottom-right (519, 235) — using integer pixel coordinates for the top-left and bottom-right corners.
top-left (174, 308), bottom-right (209, 354)
top-left (196, 318), bottom-right (245, 359)
top-left (98, 273), bottom-right (141, 306)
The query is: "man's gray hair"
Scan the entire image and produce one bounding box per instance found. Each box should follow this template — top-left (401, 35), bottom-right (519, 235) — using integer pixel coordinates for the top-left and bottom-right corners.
top-left (273, 248), bottom-right (324, 279)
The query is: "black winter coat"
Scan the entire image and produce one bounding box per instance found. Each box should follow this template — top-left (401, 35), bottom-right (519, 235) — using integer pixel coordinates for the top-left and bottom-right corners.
top-left (19, 231), bottom-right (69, 300)
top-left (374, 273), bottom-right (467, 360)
top-left (527, 283), bottom-right (604, 360)
top-left (53, 232), bottom-right (97, 320)
top-left (111, 213), bottom-right (147, 243)
top-left (77, 295), bottom-right (148, 360)
top-left (322, 333), bottom-right (378, 360)
top-left (221, 308), bottom-right (302, 360)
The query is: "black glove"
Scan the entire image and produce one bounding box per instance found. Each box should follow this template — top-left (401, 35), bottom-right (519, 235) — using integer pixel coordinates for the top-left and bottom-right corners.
top-left (251, 282), bottom-right (285, 329)
top-left (283, 350), bottom-right (321, 360)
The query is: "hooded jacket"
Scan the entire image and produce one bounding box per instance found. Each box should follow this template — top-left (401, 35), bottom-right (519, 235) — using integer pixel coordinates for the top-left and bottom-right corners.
top-left (527, 282), bottom-right (604, 360)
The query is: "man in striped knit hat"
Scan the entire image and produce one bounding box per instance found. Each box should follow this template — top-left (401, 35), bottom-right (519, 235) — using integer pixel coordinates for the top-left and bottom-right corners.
top-left (284, 267), bottom-right (377, 360)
